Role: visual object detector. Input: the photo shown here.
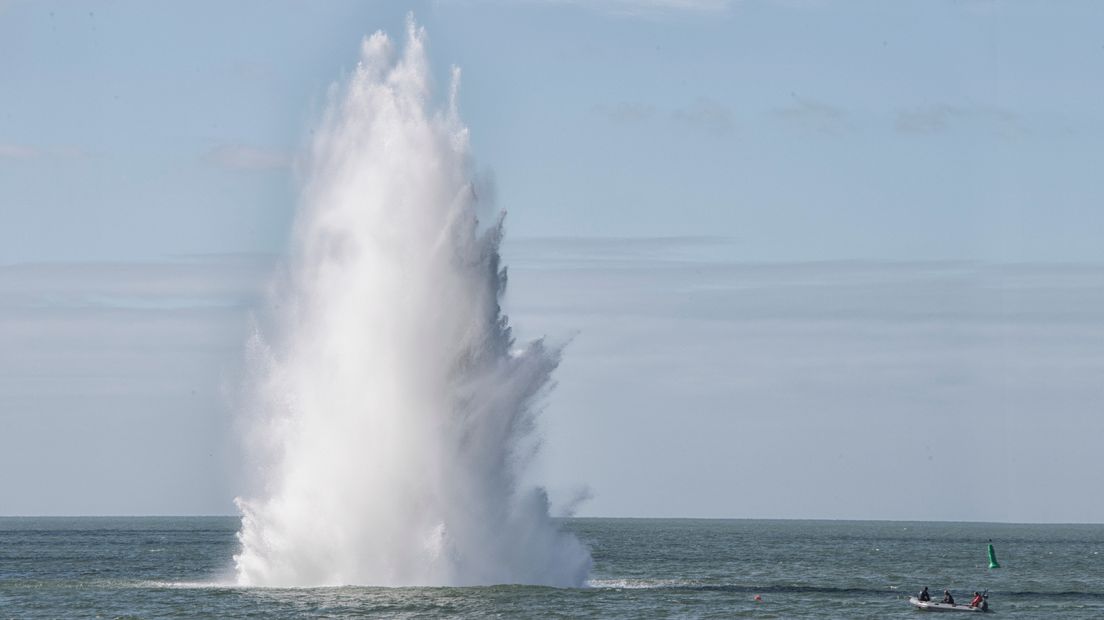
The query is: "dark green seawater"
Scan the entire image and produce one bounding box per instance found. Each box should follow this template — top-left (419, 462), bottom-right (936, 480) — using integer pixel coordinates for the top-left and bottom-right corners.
top-left (2, 517), bottom-right (1102, 618)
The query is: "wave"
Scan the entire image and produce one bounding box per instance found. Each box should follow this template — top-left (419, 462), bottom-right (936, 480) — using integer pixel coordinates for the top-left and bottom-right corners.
top-left (587, 580), bottom-right (1104, 598)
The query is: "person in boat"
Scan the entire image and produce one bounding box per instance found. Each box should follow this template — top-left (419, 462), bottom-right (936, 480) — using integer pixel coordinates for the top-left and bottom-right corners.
top-left (918, 586), bottom-right (931, 601)
top-left (970, 592), bottom-right (984, 608)
top-left (942, 590), bottom-right (955, 605)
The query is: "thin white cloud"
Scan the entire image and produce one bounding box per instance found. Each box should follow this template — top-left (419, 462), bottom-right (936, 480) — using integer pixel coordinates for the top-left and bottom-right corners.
top-left (592, 0), bottom-right (731, 11)
top-left (955, 0), bottom-right (1002, 16)
top-left (768, 0), bottom-right (827, 7)
top-left (671, 98), bottom-right (735, 135)
top-left (4, 248), bottom-right (1103, 520)
top-left (505, 243), bottom-right (1104, 521)
top-left (592, 102), bottom-right (656, 124)
top-left (591, 99), bottom-right (734, 135)
top-left (442, 0), bottom-right (732, 16)
top-left (0, 143), bottom-right (89, 160)
top-left (0, 144), bottom-right (38, 159)
top-left (507, 245), bottom-right (1104, 326)
top-left (506, 236), bottom-right (737, 263)
top-left (0, 256), bottom-right (270, 311)
top-left (896, 103), bottom-right (1023, 137)
top-left (205, 145), bottom-right (292, 171)
top-left (772, 95), bottom-right (849, 134)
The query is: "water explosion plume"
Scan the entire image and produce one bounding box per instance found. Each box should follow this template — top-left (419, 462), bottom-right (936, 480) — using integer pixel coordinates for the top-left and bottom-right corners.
top-left (233, 20), bottom-right (591, 587)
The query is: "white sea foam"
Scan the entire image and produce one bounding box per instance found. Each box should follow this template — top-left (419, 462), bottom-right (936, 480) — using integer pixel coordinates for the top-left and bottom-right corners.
top-left (143, 580), bottom-right (237, 590)
top-left (587, 578), bottom-right (698, 590)
top-left (232, 17), bottom-right (591, 588)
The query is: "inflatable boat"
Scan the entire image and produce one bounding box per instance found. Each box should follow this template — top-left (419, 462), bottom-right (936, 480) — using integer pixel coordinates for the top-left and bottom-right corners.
top-left (908, 597), bottom-right (988, 612)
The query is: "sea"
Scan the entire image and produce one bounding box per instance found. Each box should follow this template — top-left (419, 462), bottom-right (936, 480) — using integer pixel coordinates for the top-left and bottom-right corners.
top-left (2, 517), bottom-right (1102, 619)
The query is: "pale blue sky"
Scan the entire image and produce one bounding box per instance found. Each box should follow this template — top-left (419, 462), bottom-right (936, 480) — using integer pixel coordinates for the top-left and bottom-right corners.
top-left (2, 0), bottom-right (1103, 520)
top-left (3, 0), bottom-right (1102, 262)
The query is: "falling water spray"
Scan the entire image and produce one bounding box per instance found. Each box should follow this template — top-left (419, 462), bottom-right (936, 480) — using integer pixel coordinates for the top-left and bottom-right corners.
top-left (233, 18), bottom-right (592, 587)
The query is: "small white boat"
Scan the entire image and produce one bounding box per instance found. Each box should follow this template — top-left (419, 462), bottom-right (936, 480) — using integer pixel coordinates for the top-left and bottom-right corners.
top-left (909, 597), bottom-right (988, 612)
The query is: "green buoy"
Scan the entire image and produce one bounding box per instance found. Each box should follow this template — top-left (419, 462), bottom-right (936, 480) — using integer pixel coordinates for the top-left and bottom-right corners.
top-left (987, 540), bottom-right (1000, 569)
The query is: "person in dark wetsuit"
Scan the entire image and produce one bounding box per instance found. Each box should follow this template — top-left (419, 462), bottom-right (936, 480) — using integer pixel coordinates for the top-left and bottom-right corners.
top-left (942, 590), bottom-right (955, 605)
top-left (918, 586), bottom-right (931, 601)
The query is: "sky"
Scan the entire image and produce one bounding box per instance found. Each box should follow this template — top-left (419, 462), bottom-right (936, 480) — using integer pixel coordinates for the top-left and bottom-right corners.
top-left (1, 0), bottom-right (1102, 521)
